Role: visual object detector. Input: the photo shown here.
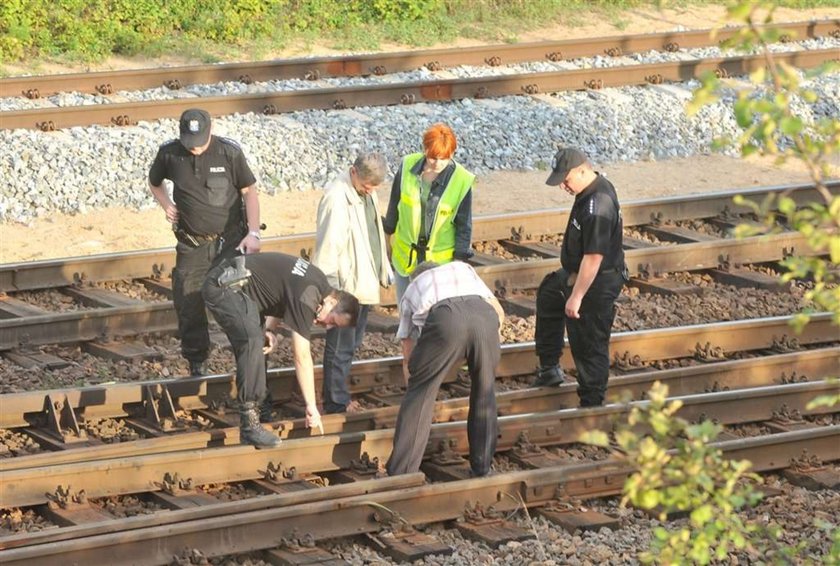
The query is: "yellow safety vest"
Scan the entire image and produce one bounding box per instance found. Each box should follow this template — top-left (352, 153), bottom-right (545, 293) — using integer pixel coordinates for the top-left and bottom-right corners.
top-left (391, 153), bottom-right (474, 276)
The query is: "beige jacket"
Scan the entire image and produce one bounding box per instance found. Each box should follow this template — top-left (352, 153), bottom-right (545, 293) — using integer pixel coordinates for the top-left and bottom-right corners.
top-left (312, 170), bottom-right (392, 305)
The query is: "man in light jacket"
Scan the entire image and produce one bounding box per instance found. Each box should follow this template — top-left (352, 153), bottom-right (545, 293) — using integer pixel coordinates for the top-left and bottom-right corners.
top-left (313, 153), bottom-right (393, 414)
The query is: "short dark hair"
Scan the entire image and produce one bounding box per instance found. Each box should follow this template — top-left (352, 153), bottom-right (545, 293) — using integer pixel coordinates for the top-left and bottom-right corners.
top-left (328, 290), bottom-right (360, 326)
top-left (353, 152), bottom-right (387, 186)
top-left (410, 261), bottom-right (440, 281)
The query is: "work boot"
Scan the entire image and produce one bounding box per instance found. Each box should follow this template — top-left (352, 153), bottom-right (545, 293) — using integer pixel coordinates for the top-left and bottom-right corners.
top-left (533, 365), bottom-right (566, 387)
top-left (239, 401), bottom-right (281, 448)
top-left (189, 360), bottom-right (207, 377)
top-left (259, 393), bottom-right (274, 423)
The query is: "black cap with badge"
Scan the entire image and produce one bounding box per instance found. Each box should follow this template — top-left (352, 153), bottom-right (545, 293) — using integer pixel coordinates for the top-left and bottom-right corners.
top-left (179, 108), bottom-right (212, 149)
top-left (546, 147), bottom-right (587, 186)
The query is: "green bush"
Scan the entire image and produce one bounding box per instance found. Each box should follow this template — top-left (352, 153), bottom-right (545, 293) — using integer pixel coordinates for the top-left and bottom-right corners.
top-left (2, 0), bottom-right (838, 63)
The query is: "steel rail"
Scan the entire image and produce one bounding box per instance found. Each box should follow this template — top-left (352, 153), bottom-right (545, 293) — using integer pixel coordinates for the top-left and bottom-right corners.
top-left (2, 49), bottom-right (837, 131)
top-left (2, 21), bottom-right (836, 99)
top-left (1, 182), bottom-right (833, 293)
top-left (1, 379), bottom-right (836, 508)
top-left (0, 472), bottom-right (428, 551)
top-left (0, 313), bottom-right (834, 430)
top-left (0, 229), bottom-right (820, 349)
top-left (2, 425), bottom-right (836, 566)
top-left (2, 346), bottom-right (836, 472)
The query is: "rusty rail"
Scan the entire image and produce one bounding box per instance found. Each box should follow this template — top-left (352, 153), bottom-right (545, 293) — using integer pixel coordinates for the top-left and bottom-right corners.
top-left (1, 425), bottom-right (836, 566)
top-left (0, 228), bottom-right (822, 350)
top-left (2, 182), bottom-right (834, 293)
top-left (3, 21), bottom-right (836, 99)
top-left (2, 49), bottom-right (837, 131)
top-left (2, 346), bottom-right (836, 471)
top-left (0, 312), bottom-right (834, 431)
top-left (1, 379), bottom-right (836, 508)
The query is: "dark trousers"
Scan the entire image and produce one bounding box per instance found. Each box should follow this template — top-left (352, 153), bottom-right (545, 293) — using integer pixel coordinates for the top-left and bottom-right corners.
top-left (322, 305), bottom-right (370, 414)
top-left (173, 236), bottom-right (240, 363)
top-left (535, 269), bottom-right (623, 407)
top-left (201, 263), bottom-right (266, 404)
top-left (387, 296), bottom-right (501, 477)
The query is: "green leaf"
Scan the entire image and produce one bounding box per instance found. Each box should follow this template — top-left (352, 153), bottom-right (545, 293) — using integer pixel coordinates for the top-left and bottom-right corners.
top-left (741, 144), bottom-right (759, 157)
top-left (830, 236), bottom-right (840, 264)
top-left (691, 505), bottom-right (714, 527)
top-left (733, 98), bottom-right (753, 128)
top-left (638, 489), bottom-right (660, 509)
top-left (780, 116), bottom-right (803, 136)
top-left (579, 430), bottom-right (610, 447)
top-left (777, 196), bottom-right (796, 216)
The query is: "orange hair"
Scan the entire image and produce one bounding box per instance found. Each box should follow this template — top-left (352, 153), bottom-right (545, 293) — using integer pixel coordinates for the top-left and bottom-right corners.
top-left (422, 123), bottom-right (457, 159)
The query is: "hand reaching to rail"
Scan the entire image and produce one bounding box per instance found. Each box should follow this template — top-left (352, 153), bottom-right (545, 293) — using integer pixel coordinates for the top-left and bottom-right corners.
top-left (262, 330), bottom-right (277, 355)
top-left (305, 403), bottom-right (323, 435)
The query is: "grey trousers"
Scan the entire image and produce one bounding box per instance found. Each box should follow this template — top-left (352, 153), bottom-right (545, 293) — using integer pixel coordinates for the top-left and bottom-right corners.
top-left (386, 296), bottom-right (501, 477)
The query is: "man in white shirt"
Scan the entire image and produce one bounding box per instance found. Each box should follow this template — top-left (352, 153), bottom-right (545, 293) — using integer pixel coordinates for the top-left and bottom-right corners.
top-left (312, 153), bottom-right (393, 414)
top-left (386, 261), bottom-right (504, 477)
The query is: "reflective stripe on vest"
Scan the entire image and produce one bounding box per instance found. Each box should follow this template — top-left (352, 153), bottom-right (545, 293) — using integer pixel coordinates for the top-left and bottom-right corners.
top-left (391, 153), bottom-right (474, 276)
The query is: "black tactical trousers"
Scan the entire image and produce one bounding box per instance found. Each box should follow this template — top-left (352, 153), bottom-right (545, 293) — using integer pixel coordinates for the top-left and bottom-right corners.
top-left (172, 235), bottom-right (240, 363)
top-left (387, 296), bottom-right (501, 477)
top-left (201, 264), bottom-right (267, 404)
top-left (535, 269), bottom-right (623, 407)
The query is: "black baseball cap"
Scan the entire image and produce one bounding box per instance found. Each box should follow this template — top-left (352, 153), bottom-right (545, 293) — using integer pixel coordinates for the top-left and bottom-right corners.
top-left (546, 147), bottom-right (587, 186)
top-left (179, 108), bottom-right (212, 149)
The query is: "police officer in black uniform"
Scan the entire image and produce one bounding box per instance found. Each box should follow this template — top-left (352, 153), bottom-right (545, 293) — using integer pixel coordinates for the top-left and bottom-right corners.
top-left (149, 108), bottom-right (263, 377)
top-left (534, 147), bottom-right (626, 407)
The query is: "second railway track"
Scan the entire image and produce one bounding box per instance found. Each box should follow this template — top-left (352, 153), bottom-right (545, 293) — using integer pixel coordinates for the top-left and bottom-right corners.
top-left (1, 21), bottom-right (837, 131)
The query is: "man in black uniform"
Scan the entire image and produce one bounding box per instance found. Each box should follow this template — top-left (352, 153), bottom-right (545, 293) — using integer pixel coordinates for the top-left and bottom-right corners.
top-left (149, 108), bottom-right (263, 377)
top-left (534, 147), bottom-right (626, 407)
top-left (202, 252), bottom-right (360, 447)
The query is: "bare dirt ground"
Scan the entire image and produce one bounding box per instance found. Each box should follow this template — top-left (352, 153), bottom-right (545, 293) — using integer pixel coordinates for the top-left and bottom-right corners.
top-left (1, 4), bottom-right (838, 263)
top-left (1, 153), bottom-right (835, 263)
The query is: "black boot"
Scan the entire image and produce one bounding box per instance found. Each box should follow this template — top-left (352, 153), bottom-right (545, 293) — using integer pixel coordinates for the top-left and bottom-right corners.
top-left (533, 365), bottom-right (566, 387)
top-left (259, 392), bottom-right (274, 423)
top-left (240, 402), bottom-right (281, 448)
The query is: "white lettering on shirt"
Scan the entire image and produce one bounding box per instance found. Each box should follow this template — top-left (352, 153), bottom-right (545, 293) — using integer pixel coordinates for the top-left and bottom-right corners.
top-left (292, 257), bottom-right (310, 277)
top-left (572, 218), bottom-right (581, 230)
top-left (209, 167), bottom-right (226, 173)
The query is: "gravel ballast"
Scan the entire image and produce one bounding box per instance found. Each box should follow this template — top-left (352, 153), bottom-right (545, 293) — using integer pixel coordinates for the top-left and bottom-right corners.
top-left (0, 37), bottom-right (838, 224)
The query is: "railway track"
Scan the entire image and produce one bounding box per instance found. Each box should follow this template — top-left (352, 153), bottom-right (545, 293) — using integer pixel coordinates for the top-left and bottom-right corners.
top-left (0, 183), bottom-right (834, 358)
top-left (1, 383), bottom-right (837, 564)
top-left (1, 22), bottom-right (837, 130)
top-left (0, 198), bottom-right (837, 564)
top-left (4, 21), bottom-right (836, 99)
top-left (1, 337), bottom-right (837, 470)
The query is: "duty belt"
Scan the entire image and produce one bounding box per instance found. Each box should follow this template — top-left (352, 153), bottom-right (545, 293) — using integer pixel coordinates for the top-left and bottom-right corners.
top-left (174, 227), bottom-right (222, 247)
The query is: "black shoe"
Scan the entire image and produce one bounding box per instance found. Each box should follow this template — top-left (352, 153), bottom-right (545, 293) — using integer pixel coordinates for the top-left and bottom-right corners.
top-left (240, 402), bottom-right (281, 449)
top-left (533, 365), bottom-right (566, 387)
top-left (189, 360), bottom-right (207, 377)
top-left (259, 393), bottom-right (274, 423)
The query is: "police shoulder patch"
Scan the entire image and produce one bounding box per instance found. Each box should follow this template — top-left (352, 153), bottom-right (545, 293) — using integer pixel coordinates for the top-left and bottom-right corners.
top-left (218, 137), bottom-right (242, 150)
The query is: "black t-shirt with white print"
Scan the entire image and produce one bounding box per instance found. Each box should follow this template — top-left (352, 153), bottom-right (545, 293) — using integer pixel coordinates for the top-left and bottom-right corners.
top-left (243, 253), bottom-right (332, 340)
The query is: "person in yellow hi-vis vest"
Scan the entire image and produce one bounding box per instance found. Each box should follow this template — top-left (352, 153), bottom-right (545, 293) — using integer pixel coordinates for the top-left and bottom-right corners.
top-left (382, 123), bottom-right (476, 303)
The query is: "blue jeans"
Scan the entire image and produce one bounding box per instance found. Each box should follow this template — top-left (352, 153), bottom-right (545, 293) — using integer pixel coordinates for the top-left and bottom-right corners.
top-left (394, 272), bottom-right (411, 305)
top-left (322, 305), bottom-right (370, 413)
